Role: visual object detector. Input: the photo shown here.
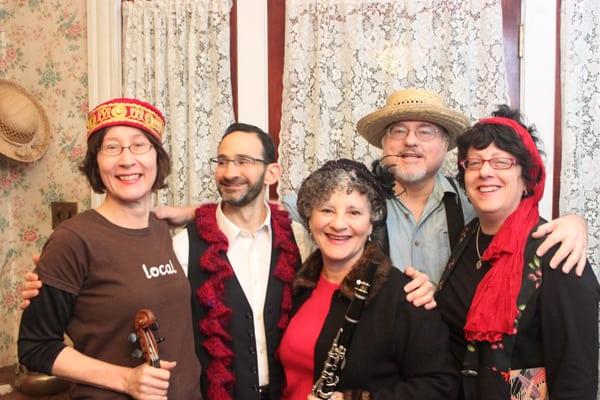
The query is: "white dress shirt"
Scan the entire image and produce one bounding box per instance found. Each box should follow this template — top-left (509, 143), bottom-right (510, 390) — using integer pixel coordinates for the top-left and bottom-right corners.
top-left (172, 202), bottom-right (273, 386)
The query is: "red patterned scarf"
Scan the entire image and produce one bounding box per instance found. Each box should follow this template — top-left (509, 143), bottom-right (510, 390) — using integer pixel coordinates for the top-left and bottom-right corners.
top-left (195, 203), bottom-right (299, 399)
top-left (464, 117), bottom-right (546, 343)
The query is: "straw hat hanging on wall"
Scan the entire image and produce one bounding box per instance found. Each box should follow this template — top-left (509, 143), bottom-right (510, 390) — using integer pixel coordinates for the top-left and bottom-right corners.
top-left (0, 79), bottom-right (51, 162)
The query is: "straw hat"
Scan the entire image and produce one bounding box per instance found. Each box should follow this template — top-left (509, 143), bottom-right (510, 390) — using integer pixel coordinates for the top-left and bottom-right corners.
top-left (356, 88), bottom-right (469, 150)
top-left (0, 80), bottom-right (51, 162)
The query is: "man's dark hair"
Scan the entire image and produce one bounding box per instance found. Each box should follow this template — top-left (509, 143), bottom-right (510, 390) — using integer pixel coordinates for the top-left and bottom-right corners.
top-left (222, 122), bottom-right (276, 163)
top-left (79, 129), bottom-right (171, 194)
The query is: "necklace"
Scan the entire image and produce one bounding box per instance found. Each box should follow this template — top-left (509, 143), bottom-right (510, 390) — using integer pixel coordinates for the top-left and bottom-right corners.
top-left (475, 224), bottom-right (483, 269)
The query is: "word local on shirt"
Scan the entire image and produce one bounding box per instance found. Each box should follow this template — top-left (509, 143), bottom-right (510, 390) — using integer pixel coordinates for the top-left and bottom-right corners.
top-left (142, 260), bottom-right (177, 279)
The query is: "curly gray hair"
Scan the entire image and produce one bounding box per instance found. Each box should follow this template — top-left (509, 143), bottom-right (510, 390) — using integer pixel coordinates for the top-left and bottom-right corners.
top-left (297, 159), bottom-right (388, 230)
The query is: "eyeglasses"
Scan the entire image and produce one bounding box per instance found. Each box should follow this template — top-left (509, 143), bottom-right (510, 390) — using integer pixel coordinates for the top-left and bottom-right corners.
top-left (386, 126), bottom-right (441, 142)
top-left (460, 157), bottom-right (518, 170)
top-left (209, 156), bottom-right (267, 170)
top-left (99, 141), bottom-right (154, 156)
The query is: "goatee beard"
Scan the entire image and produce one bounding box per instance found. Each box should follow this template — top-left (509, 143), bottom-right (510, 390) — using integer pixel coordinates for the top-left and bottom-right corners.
top-left (392, 167), bottom-right (427, 184)
top-left (218, 172), bottom-right (266, 207)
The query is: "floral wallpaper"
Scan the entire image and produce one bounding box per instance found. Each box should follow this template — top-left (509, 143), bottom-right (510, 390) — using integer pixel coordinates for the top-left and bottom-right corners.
top-left (0, 0), bottom-right (89, 367)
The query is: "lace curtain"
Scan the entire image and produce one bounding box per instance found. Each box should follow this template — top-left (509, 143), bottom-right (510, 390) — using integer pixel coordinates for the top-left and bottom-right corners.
top-left (278, 0), bottom-right (508, 194)
top-left (560, 0), bottom-right (600, 274)
top-left (122, 0), bottom-right (234, 205)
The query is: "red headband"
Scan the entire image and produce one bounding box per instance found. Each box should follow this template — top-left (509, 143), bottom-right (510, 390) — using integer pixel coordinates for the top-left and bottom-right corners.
top-left (478, 117), bottom-right (546, 198)
top-left (464, 116), bottom-right (546, 343)
top-left (86, 98), bottom-right (165, 141)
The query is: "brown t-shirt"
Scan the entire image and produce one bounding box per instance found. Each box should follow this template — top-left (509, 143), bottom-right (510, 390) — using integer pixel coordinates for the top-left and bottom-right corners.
top-left (37, 210), bottom-right (201, 399)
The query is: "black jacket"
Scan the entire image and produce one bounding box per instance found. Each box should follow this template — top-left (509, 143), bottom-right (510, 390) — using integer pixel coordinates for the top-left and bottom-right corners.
top-left (290, 249), bottom-right (459, 399)
top-left (437, 218), bottom-right (600, 400)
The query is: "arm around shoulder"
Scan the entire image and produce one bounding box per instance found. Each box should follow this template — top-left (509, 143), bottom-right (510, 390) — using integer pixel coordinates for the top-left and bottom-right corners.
top-left (532, 213), bottom-right (588, 274)
top-left (152, 204), bottom-right (197, 226)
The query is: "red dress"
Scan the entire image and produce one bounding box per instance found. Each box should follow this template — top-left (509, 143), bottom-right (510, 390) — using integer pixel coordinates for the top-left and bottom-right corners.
top-left (279, 275), bottom-right (340, 399)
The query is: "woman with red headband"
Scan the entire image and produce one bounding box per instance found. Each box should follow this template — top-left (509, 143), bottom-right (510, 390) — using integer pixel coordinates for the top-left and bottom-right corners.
top-left (18, 98), bottom-right (201, 399)
top-left (436, 105), bottom-right (599, 399)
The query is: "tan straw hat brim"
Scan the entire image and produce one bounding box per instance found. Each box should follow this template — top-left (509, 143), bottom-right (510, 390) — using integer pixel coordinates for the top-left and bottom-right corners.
top-left (0, 79), bottom-right (51, 162)
top-left (356, 89), bottom-right (470, 150)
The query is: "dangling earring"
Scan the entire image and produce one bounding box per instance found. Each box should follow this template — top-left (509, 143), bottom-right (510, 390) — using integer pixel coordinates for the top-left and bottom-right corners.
top-left (367, 233), bottom-right (372, 242)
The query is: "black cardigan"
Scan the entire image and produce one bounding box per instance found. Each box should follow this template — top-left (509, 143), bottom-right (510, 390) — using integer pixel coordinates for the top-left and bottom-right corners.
top-left (290, 264), bottom-right (459, 399)
top-left (437, 218), bottom-right (600, 400)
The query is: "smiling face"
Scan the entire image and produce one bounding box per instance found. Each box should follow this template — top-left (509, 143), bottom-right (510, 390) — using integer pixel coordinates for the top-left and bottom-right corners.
top-left (380, 120), bottom-right (448, 186)
top-left (96, 125), bottom-right (158, 206)
top-left (308, 188), bottom-right (373, 271)
top-left (214, 130), bottom-right (278, 207)
top-left (464, 143), bottom-right (526, 232)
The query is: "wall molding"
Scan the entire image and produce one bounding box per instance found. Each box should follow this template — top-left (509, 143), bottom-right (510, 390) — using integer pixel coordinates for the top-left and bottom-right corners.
top-left (521, 0), bottom-right (557, 220)
top-left (86, 0), bottom-right (123, 207)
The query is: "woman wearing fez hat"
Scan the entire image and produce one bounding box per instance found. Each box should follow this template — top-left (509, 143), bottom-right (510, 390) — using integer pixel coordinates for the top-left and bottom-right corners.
top-left (18, 98), bottom-right (201, 399)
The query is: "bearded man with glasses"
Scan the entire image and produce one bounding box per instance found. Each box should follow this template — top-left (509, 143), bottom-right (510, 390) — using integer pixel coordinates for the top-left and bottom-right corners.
top-left (170, 123), bottom-right (300, 400)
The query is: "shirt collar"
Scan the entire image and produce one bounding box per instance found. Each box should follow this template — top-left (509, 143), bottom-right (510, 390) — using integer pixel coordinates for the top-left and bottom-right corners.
top-left (216, 201), bottom-right (272, 242)
top-left (432, 171), bottom-right (459, 201)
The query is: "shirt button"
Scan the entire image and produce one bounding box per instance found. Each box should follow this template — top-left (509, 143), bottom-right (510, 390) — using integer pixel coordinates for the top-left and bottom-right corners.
top-left (414, 241), bottom-right (419, 246)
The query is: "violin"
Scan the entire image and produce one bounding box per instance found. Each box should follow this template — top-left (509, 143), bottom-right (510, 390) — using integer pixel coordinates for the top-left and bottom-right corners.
top-left (128, 309), bottom-right (163, 368)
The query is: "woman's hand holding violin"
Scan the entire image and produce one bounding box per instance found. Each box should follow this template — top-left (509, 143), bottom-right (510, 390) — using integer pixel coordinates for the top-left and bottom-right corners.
top-left (125, 360), bottom-right (175, 400)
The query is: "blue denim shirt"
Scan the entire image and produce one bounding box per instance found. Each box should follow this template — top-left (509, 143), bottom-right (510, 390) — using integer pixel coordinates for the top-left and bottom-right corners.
top-left (386, 173), bottom-right (475, 283)
top-left (282, 172), bottom-right (475, 284)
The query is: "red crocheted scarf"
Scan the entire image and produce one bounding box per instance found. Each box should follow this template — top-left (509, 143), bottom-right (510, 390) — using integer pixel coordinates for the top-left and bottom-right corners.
top-left (194, 203), bottom-right (299, 400)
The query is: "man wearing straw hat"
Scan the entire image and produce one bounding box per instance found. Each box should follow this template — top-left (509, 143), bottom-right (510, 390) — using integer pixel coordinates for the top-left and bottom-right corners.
top-left (353, 87), bottom-right (588, 285)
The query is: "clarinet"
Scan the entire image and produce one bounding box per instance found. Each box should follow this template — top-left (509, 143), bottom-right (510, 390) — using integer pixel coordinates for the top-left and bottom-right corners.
top-left (311, 262), bottom-right (378, 399)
